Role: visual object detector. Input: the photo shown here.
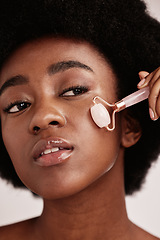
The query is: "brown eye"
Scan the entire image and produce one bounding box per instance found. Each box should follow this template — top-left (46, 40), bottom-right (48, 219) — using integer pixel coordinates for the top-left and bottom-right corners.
top-left (61, 86), bottom-right (88, 97)
top-left (4, 101), bottom-right (31, 113)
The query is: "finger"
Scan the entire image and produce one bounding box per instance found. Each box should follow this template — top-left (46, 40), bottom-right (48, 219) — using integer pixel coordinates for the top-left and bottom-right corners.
top-left (138, 71), bottom-right (150, 88)
top-left (138, 71), bottom-right (149, 79)
top-left (147, 67), bottom-right (160, 89)
top-left (148, 79), bottom-right (160, 120)
top-left (156, 94), bottom-right (160, 118)
top-left (138, 67), bottom-right (160, 89)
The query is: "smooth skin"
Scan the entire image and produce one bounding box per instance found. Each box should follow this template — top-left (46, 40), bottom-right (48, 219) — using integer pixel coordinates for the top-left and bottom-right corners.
top-left (0, 37), bottom-right (159, 240)
top-left (138, 67), bottom-right (160, 121)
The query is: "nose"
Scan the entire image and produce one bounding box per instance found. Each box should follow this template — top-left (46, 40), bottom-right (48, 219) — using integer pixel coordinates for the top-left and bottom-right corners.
top-left (29, 102), bottom-right (66, 134)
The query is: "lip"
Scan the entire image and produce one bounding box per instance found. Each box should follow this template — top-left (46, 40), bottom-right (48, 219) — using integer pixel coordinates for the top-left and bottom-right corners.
top-left (32, 137), bottom-right (74, 167)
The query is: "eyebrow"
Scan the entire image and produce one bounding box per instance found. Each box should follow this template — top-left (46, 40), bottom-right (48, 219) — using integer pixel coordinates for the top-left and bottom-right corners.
top-left (0, 60), bottom-right (94, 96)
top-left (0, 75), bottom-right (29, 96)
top-left (47, 60), bottom-right (94, 75)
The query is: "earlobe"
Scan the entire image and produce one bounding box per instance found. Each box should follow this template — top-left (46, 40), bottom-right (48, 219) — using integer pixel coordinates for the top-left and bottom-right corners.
top-left (121, 112), bottom-right (142, 148)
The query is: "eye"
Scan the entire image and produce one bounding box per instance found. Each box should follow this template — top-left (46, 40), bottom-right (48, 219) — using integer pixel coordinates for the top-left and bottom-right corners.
top-left (3, 101), bottom-right (31, 114)
top-left (60, 85), bottom-right (88, 97)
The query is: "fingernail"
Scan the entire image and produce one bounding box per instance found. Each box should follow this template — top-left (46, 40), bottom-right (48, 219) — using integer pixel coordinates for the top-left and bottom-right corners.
top-left (137, 78), bottom-right (146, 87)
top-left (149, 108), bottom-right (158, 121)
top-left (138, 73), bottom-right (143, 80)
top-left (149, 108), bottom-right (155, 120)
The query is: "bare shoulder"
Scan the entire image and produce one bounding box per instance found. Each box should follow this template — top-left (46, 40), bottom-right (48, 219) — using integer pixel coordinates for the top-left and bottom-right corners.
top-left (0, 218), bottom-right (37, 240)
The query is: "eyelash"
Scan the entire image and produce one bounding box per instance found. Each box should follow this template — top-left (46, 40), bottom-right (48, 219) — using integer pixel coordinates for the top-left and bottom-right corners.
top-left (3, 85), bottom-right (89, 114)
top-left (60, 85), bottom-right (89, 97)
top-left (3, 101), bottom-right (31, 114)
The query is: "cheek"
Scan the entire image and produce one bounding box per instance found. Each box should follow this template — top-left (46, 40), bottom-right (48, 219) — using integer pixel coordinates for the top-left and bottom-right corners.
top-left (0, 101), bottom-right (123, 198)
top-left (2, 119), bottom-right (28, 167)
top-left (2, 122), bottom-right (33, 187)
top-left (68, 102), bottom-right (122, 175)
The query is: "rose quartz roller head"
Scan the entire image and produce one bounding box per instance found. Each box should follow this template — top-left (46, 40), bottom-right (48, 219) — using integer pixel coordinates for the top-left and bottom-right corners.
top-left (91, 86), bottom-right (149, 131)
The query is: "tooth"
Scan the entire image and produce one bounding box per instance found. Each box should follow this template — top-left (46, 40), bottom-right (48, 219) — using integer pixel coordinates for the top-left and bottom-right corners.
top-left (43, 149), bottom-right (52, 155)
top-left (42, 147), bottom-right (60, 156)
top-left (51, 147), bottom-right (59, 153)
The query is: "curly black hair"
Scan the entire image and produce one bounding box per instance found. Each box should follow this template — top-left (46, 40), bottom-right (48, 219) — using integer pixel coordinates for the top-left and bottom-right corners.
top-left (0, 0), bottom-right (160, 195)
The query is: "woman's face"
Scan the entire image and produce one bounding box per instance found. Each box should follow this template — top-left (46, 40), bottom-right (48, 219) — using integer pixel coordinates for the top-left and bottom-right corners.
top-left (0, 37), bottom-right (123, 199)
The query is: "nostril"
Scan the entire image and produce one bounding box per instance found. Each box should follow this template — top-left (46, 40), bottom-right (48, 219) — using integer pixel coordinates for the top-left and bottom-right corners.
top-left (50, 121), bottom-right (59, 125)
top-left (32, 121), bottom-right (60, 134)
top-left (33, 126), bottom-right (40, 133)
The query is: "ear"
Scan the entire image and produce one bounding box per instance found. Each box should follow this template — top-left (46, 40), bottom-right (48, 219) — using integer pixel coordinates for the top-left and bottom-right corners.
top-left (121, 112), bottom-right (142, 148)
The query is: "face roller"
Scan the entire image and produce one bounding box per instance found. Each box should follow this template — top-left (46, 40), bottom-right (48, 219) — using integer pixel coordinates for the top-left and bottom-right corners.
top-left (91, 86), bottom-right (149, 131)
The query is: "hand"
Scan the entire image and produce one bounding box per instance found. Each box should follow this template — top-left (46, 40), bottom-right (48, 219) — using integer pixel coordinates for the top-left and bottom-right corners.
top-left (138, 67), bottom-right (160, 121)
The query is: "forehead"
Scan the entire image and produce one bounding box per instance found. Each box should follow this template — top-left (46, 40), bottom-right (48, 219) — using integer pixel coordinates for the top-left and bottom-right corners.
top-left (0, 37), bottom-right (117, 93)
top-left (1, 37), bottom-right (112, 69)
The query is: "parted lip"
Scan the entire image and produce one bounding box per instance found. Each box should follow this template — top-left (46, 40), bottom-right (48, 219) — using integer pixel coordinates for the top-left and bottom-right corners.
top-left (32, 137), bottom-right (74, 160)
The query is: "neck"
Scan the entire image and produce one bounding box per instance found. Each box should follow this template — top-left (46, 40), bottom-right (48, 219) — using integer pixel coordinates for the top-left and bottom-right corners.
top-left (34, 154), bottom-right (132, 240)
